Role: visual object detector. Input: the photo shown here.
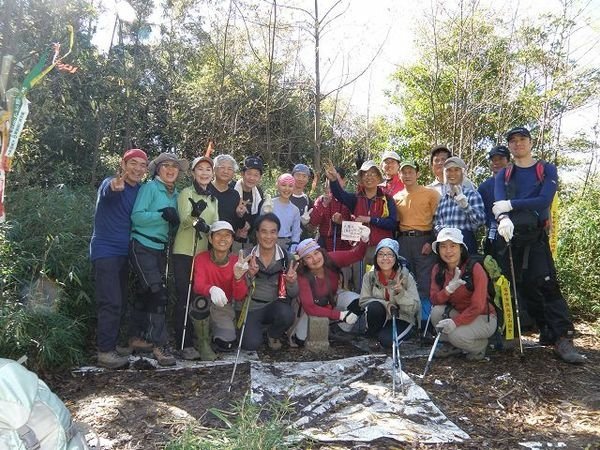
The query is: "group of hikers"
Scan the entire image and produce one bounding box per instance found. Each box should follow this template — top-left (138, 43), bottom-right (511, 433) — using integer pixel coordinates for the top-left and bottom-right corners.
top-left (89, 126), bottom-right (586, 370)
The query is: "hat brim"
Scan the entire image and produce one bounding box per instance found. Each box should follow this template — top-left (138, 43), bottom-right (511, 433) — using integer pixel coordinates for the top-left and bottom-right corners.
top-left (148, 156), bottom-right (189, 175)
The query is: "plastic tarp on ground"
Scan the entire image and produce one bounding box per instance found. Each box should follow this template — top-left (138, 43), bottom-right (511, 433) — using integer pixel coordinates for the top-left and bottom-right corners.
top-left (250, 354), bottom-right (469, 444)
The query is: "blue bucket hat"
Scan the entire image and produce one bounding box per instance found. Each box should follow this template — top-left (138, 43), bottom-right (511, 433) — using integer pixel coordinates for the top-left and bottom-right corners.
top-left (375, 238), bottom-right (400, 259)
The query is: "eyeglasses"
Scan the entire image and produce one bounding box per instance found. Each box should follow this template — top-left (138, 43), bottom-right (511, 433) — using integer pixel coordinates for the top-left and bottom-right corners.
top-left (160, 162), bottom-right (179, 169)
top-left (377, 252), bottom-right (396, 259)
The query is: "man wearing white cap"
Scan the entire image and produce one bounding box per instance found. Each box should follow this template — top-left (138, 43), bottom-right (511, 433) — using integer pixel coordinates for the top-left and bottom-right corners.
top-left (432, 156), bottom-right (485, 254)
top-left (379, 150), bottom-right (405, 197)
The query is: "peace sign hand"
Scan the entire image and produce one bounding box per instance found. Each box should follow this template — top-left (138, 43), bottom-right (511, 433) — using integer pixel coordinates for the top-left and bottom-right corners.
top-left (110, 170), bottom-right (125, 191)
top-left (389, 270), bottom-right (405, 295)
top-left (234, 249), bottom-right (252, 280)
top-left (324, 160), bottom-right (338, 181)
top-left (236, 199), bottom-right (249, 218)
top-left (284, 260), bottom-right (299, 284)
top-left (247, 254), bottom-right (259, 278)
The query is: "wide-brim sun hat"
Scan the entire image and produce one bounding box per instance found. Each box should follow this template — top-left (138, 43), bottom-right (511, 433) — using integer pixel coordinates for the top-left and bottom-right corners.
top-left (148, 153), bottom-right (189, 176)
top-left (375, 238), bottom-right (400, 259)
top-left (296, 238), bottom-right (321, 259)
top-left (432, 227), bottom-right (468, 253)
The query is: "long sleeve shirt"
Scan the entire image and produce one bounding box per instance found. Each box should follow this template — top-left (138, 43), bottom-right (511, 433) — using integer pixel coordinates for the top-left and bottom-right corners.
top-left (430, 262), bottom-right (494, 326)
top-left (309, 195), bottom-right (352, 251)
top-left (272, 198), bottom-right (301, 243)
top-left (297, 242), bottom-right (366, 319)
top-left (433, 186), bottom-right (485, 233)
top-left (192, 251), bottom-right (248, 303)
top-left (173, 186), bottom-right (219, 256)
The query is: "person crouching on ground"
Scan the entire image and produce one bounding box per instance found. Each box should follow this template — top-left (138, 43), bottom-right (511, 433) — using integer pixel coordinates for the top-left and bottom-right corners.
top-left (289, 225), bottom-right (371, 346)
top-left (354, 238), bottom-right (420, 349)
top-left (240, 213), bottom-right (297, 351)
top-left (192, 221), bottom-right (249, 354)
top-left (430, 227), bottom-right (497, 361)
top-left (269, 173), bottom-right (301, 253)
top-left (172, 156), bottom-right (219, 361)
top-left (129, 152), bottom-right (188, 367)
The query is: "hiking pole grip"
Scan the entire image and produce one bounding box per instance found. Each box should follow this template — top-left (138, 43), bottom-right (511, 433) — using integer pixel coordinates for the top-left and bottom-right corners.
top-left (507, 243), bottom-right (524, 354)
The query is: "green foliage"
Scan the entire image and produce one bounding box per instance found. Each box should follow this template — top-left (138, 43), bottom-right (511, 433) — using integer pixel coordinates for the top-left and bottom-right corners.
top-left (556, 184), bottom-right (600, 319)
top-left (165, 393), bottom-right (298, 450)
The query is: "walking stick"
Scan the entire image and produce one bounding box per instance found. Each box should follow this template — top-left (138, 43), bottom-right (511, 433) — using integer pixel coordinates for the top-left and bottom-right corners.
top-left (421, 332), bottom-right (442, 379)
top-left (228, 280), bottom-right (254, 393)
top-left (507, 242), bottom-right (524, 354)
top-left (332, 223), bottom-right (337, 252)
top-left (181, 229), bottom-right (199, 351)
top-left (391, 308), bottom-right (404, 396)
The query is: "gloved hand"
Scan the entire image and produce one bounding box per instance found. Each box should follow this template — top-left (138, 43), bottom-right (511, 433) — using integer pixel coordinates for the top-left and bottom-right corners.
top-left (492, 200), bottom-right (513, 218)
top-left (498, 216), bottom-right (514, 242)
top-left (234, 250), bottom-right (250, 280)
top-left (262, 194), bottom-right (274, 214)
top-left (300, 207), bottom-right (313, 226)
top-left (193, 218), bottom-right (210, 234)
top-left (359, 225), bottom-right (371, 243)
top-left (159, 207), bottom-right (180, 226)
top-left (189, 198), bottom-right (208, 218)
top-left (436, 318), bottom-right (457, 334)
top-left (445, 267), bottom-right (466, 294)
top-left (209, 286), bottom-right (228, 307)
top-left (454, 193), bottom-right (469, 209)
top-left (339, 310), bottom-right (358, 325)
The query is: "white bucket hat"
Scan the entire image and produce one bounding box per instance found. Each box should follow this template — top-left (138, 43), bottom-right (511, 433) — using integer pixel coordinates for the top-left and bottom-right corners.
top-left (432, 227), bottom-right (468, 253)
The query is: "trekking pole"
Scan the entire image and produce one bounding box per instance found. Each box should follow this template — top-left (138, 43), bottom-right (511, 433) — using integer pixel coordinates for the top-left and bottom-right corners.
top-left (228, 281), bottom-right (254, 393)
top-left (507, 242), bottom-right (524, 355)
top-left (423, 315), bottom-right (431, 338)
top-left (332, 223), bottom-right (337, 251)
top-left (181, 229), bottom-right (200, 351)
top-left (391, 307), bottom-right (404, 396)
top-left (421, 332), bottom-right (442, 379)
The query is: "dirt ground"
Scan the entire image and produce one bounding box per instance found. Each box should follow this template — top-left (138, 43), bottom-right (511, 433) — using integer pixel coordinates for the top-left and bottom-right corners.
top-left (47, 322), bottom-right (600, 450)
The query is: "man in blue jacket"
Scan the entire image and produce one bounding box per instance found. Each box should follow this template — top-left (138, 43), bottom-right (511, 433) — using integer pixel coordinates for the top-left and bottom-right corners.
top-left (90, 148), bottom-right (148, 369)
top-left (493, 127), bottom-right (585, 364)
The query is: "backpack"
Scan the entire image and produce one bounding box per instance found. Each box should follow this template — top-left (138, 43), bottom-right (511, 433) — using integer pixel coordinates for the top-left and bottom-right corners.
top-left (0, 358), bottom-right (89, 450)
top-left (434, 254), bottom-right (516, 346)
top-left (503, 161), bottom-right (552, 246)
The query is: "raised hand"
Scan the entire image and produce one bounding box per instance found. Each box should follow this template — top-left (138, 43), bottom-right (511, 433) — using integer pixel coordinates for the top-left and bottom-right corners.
top-left (247, 254), bottom-right (259, 278)
top-left (189, 197), bottom-right (208, 218)
top-left (284, 260), bottom-right (299, 284)
top-left (236, 199), bottom-right (249, 218)
top-left (445, 267), bottom-right (466, 294)
top-left (110, 170), bottom-right (125, 191)
top-left (324, 160), bottom-right (338, 181)
top-left (300, 206), bottom-right (313, 226)
top-left (233, 249), bottom-right (252, 280)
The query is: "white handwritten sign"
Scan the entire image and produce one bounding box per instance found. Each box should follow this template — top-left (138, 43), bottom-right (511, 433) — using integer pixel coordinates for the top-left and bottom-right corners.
top-left (341, 221), bottom-right (362, 242)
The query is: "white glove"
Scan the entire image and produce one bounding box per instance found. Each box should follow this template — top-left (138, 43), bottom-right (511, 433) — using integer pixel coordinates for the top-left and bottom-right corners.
top-left (492, 200), bottom-right (513, 218)
top-left (436, 318), bottom-right (457, 334)
top-left (233, 250), bottom-right (249, 280)
top-left (445, 267), bottom-right (466, 294)
top-left (339, 310), bottom-right (358, 325)
top-left (300, 207), bottom-right (313, 226)
top-left (209, 286), bottom-right (228, 307)
top-left (454, 193), bottom-right (468, 209)
top-left (359, 225), bottom-right (371, 243)
top-left (498, 217), bottom-right (514, 242)
top-left (262, 193), bottom-right (273, 214)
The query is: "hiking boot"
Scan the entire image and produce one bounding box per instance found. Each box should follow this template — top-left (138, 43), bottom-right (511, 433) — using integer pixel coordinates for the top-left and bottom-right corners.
top-left (554, 338), bottom-right (586, 365)
top-left (288, 334), bottom-right (304, 348)
top-left (268, 336), bottom-right (282, 351)
top-left (182, 347), bottom-right (201, 361)
top-left (466, 350), bottom-right (486, 361)
top-left (97, 351), bottom-right (130, 369)
top-left (213, 337), bottom-right (235, 352)
top-left (116, 345), bottom-right (133, 356)
top-left (128, 336), bottom-right (153, 352)
top-left (192, 318), bottom-right (217, 361)
top-left (153, 346), bottom-right (176, 366)
top-left (435, 343), bottom-right (462, 358)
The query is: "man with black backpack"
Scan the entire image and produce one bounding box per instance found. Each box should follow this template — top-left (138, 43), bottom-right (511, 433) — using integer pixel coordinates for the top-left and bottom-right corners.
top-left (493, 127), bottom-right (586, 364)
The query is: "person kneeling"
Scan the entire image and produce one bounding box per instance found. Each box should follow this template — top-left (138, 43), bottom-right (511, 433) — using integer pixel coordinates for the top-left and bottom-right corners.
top-left (356, 238), bottom-right (420, 348)
top-left (430, 227), bottom-right (497, 361)
top-left (192, 221), bottom-right (249, 357)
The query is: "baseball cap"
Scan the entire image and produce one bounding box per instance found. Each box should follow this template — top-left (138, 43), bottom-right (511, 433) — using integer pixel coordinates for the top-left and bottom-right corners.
top-left (506, 127), bottom-right (531, 141)
top-left (242, 156), bottom-right (264, 174)
top-left (443, 156), bottom-right (467, 170)
top-left (210, 220), bottom-right (234, 234)
top-left (123, 148), bottom-right (148, 162)
top-left (292, 163), bottom-right (311, 176)
top-left (381, 150), bottom-right (401, 163)
top-left (356, 160), bottom-right (384, 179)
top-left (432, 227), bottom-right (468, 253)
top-left (399, 160), bottom-right (419, 171)
top-left (488, 145), bottom-right (510, 160)
top-left (191, 156), bottom-right (214, 170)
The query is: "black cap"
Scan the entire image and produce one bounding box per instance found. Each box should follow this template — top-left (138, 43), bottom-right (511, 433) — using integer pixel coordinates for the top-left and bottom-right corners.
top-left (242, 156), bottom-right (264, 174)
top-left (488, 145), bottom-right (510, 160)
top-left (506, 127), bottom-right (531, 141)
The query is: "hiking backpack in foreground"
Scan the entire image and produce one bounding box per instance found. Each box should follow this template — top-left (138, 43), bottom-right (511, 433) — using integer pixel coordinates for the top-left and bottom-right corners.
top-left (0, 358), bottom-right (89, 449)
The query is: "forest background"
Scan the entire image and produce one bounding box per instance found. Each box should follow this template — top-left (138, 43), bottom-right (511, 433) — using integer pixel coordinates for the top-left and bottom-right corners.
top-left (0, 0), bottom-right (599, 372)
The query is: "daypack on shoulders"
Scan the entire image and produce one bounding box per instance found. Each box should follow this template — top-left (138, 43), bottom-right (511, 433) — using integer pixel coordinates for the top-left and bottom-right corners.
top-left (0, 358), bottom-right (89, 450)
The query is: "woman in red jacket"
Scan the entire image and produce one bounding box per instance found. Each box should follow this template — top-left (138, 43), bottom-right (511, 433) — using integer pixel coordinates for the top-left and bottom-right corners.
top-left (430, 227), bottom-right (497, 360)
top-left (290, 225), bottom-right (371, 346)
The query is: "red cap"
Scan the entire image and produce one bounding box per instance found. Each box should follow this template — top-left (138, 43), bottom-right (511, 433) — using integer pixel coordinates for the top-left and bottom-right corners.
top-left (123, 148), bottom-right (148, 162)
